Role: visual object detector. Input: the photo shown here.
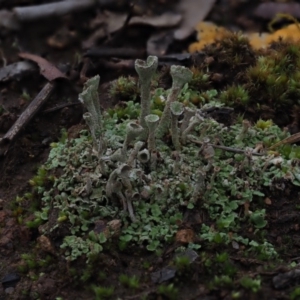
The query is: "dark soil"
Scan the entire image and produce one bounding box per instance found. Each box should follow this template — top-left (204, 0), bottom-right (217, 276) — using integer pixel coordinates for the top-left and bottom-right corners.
top-left (1, 1), bottom-right (300, 300)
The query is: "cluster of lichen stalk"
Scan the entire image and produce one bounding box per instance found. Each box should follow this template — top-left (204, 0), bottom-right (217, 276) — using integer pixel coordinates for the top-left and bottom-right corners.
top-left (79, 56), bottom-right (206, 222)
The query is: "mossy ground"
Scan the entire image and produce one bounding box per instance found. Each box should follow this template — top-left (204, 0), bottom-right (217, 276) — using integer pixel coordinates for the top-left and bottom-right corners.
top-left (3, 25), bottom-right (300, 300)
top-left (4, 37), bottom-right (300, 300)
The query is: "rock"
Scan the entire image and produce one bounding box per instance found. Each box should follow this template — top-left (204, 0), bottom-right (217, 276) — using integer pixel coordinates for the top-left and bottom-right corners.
top-left (1, 273), bottom-right (20, 288)
top-left (107, 219), bottom-right (121, 238)
top-left (4, 287), bottom-right (14, 294)
top-left (93, 219), bottom-right (122, 238)
top-left (151, 266), bottom-right (177, 283)
top-left (37, 235), bottom-right (56, 255)
top-left (31, 276), bottom-right (56, 297)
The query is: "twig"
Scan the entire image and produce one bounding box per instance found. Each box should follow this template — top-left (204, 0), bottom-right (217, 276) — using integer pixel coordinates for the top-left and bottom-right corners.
top-left (42, 102), bottom-right (81, 114)
top-left (190, 139), bottom-right (264, 156)
top-left (0, 82), bottom-right (56, 156)
top-left (269, 132), bottom-right (300, 150)
top-left (13, 0), bottom-right (96, 22)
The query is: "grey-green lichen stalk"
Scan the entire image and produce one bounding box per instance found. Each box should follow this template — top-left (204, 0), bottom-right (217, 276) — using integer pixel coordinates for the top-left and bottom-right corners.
top-left (135, 56), bottom-right (158, 135)
top-left (35, 55), bottom-right (300, 261)
top-left (155, 65), bottom-right (193, 139)
top-left (78, 75), bottom-right (105, 156)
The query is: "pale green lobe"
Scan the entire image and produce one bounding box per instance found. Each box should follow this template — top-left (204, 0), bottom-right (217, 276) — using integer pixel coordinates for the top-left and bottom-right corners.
top-left (123, 122), bottom-right (144, 151)
top-left (170, 65), bottom-right (193, 89)
top-left (170, 101), bottom-right (184, 116)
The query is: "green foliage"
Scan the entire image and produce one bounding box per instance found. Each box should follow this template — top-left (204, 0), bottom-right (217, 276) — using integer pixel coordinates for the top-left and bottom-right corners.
top-left (174, 255), bottom-right (190, 271)
top-left (92, 285), bottom-right (114, 300)
top-left (19, 253), bottom-right (53, 274)
top-left (29, 167), bottom-right (48, 187)
top-left (239, 276), bottom-right (261, 293)
top-left (109, 76), bottom-right (139, 101)
top-left (189, 67), bottom-right (211, 91)
top-left (245, 42), bottom-right (300, 116)
top-left (32, 86), bottom-right (298, 263)
top-left (22, 253), bottom-right (37, 269)
top-left (119, 202), bottom-right (180, 252)
top-left (250, 209), bottom-right (267, 229)
top-left (255, 119), bottom-right (273, 130)
top-left (279, 144), bottom-right (300, 160)
top-left (119, 274), bottom-right (140, 289)
top-left (26, 57), bottom-right (300, 274)
top-left (108, 101), bottom-right (140, 120)
top-left (158, 284), bottom-right (178, 300)
top-left (21, 91), bottom-right (31, 102)
top-left (248, 240), bottom-right (278, 260)
top-left (219, 85), bottom-right (249, 106)
top-left (60, 233), bottom-right (106, 262)
top-left (211, 275), bottom-right (233, 289)
top-left (290, 286), bottom-right (300, 300)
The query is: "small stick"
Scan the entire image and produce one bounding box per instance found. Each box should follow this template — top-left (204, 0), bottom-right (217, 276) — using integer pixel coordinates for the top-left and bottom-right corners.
top-left (0, 82), bottom-right (56, 155)
top-left (269, 132), bottom-right (300, 150)
top-left (13, 0), bottom-right (96, 22)
top-left (190, 139), bottom-right (264, 156)
top-left (42, 101), bottom-right (81, 114)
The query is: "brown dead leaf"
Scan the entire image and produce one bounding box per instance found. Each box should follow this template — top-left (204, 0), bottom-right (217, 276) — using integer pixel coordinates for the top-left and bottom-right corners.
top-left (176, 229), bottom-right (195, 244)
top-left (103, 10), bottom-right (182, 34)
top-left (18, 52), bottom-right (67, 81)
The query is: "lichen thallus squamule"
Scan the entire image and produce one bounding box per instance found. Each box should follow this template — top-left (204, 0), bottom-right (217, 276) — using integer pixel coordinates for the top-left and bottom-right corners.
top-left (78, 56), bottom-right (210, 222)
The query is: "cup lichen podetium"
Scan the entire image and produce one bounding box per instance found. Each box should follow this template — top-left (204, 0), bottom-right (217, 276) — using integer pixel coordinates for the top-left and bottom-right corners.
top-left (33, 55), bottom-right (300, 261)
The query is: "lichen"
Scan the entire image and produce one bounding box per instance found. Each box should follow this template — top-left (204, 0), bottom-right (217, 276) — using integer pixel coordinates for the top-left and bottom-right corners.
top-left (28, 56), bottom-right (300, 264)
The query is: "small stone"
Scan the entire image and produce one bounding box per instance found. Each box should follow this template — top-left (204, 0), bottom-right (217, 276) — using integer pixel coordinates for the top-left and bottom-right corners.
top-left (37, 235), bottom-right (56, 255)
top-left (5, 287), bottom-right (14, 294)
top-left (232, 241), bottom-right (240, 250)
top-left (1, 273), bottom-right (20, 288)
top-left (107, 219), bottom-right (121, 238)
top-left (94, 220), bottom-right (109, 238)
top-left (151, 266), bottom-right (176, 283)
top-left (174, 249), bottom-right (199, 264)
top-left (175, 229), bottom-right (195, 244)
top-left (264, 197), bottom-right (272, 205)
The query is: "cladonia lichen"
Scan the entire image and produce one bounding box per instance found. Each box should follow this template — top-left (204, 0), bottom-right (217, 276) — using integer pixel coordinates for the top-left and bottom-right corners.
top-left (31, 56), bottom-right (300, 262)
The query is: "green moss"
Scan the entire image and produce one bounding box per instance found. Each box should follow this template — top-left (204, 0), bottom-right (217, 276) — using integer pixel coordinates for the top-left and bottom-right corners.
top-left (158, 284), bottom-right (178, 300)
top-left (92, 285), bottom-right (114, 299)
top-left (119, 274), bottom-right (140, 289)
top-left (188, 67), bottom-right (211, 91)
top-left (255, 119), bottom-right (273, 130)
top-left (219, 85), bottom-right (249, 106)
top-left (109, 76), bottom-right (139, 101)
top-left (239, 276), bottom-right (261, 293)
top-left (19, 56), bottom-right (300, 292)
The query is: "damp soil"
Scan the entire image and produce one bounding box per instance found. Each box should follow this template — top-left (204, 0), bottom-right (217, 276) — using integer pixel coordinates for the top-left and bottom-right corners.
top-left (1, 1), bottom-right (300, 300)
